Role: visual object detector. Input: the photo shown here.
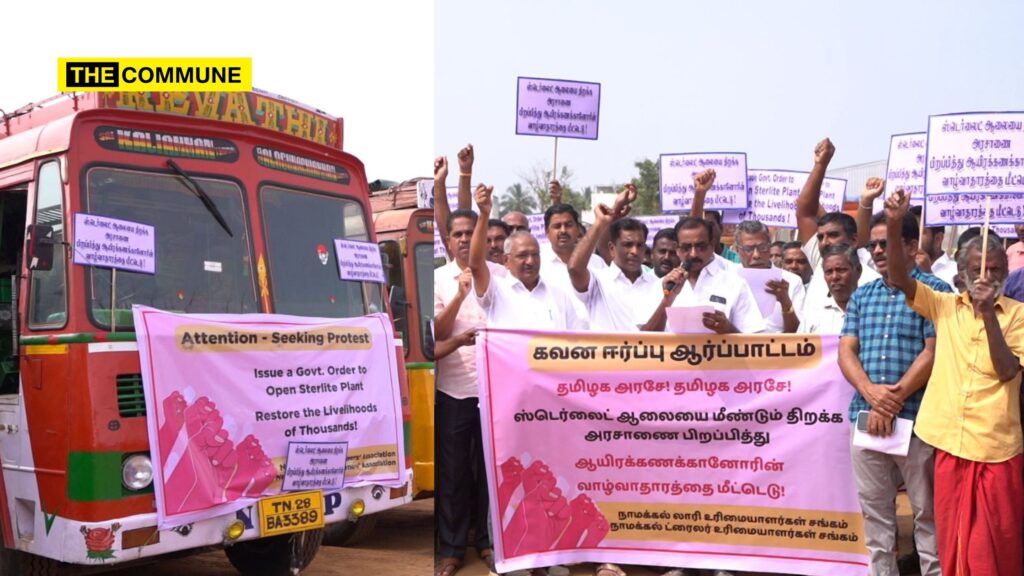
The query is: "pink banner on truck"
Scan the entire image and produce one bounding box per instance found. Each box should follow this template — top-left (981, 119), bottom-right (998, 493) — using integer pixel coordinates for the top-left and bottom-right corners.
top-left (133, 306), bottom-right (406, 529)
top-left (478, 330), bottom-right (867, 575)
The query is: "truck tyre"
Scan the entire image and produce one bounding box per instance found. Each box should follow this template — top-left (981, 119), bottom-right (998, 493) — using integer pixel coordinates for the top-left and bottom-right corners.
top-left (224, 529), bottom-right (323, 576)
top-left (322, 515), bottom-right (378, 547)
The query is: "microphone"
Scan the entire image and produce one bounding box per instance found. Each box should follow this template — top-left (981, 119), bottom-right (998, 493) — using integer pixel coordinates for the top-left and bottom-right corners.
top-left (664, 259), bottom-right (692, 295)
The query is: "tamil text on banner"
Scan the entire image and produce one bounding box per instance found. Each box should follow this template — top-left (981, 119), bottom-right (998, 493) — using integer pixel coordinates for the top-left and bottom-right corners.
top-left (660, 153), bottom-right (749, 212)
top-left (478, 330), bottom-right (867, 575)
top-left (924, 111), bottom-right (1024, 226)
top-left (133, 306), bottom-right (405, 528)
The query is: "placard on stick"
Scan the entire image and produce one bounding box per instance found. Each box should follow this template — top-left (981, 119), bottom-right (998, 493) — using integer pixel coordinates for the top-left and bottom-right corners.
top-left (516, 77), bottom-right (601, 140)
top-left (923, 111), bottom-right (1024, 227)
top-left (73, 213), bottom-right (156, 274)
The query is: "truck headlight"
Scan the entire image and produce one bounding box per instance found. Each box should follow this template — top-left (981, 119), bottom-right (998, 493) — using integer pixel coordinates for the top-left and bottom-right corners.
top-left (122, 454), bottom-right (153, 490)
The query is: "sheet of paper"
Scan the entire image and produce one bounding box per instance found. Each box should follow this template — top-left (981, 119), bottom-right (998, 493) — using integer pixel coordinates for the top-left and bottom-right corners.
top-left (666, 305), bottom-right (715, 334)
top-left (852, 415), bottom-right (914, 457)
top-left (736, 267), bottom-right (782, 318)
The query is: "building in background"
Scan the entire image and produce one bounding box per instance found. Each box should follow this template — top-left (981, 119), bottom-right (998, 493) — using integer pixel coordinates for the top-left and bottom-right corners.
top-left (827, 159), bottom-right (887, 203)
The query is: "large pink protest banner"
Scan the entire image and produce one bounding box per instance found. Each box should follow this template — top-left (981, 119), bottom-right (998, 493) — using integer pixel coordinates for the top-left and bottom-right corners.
top-left (478, 330), bottom-right (867, 575)
top-left (133, 306), bottom-right (405, 529)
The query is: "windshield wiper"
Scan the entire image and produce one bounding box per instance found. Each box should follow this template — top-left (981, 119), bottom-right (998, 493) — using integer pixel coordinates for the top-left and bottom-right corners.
top-left (166, 159), bottom-right (234, 237)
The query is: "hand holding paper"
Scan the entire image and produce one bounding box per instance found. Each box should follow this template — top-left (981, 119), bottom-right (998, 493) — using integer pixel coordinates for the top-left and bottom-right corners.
top-left (702, 309), bottom-right (734, 334)
top-left (736, 267), bottom-right (783, 318)
top-left (666, 305), bottom-right (714, 334)
top-left (853, 413), bottom-right (914, 457)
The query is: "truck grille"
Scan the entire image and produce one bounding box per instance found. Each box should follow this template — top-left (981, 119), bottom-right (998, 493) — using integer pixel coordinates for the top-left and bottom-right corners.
top-left (116, 374), bottom-right (146, 417)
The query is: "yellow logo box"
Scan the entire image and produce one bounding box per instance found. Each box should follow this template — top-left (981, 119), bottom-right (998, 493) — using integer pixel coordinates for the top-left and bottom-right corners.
top-left (58, 58), bottom-right (252, 92)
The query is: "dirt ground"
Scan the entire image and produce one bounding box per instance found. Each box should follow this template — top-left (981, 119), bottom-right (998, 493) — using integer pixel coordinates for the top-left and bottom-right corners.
top-left (454, 495), bottom-right (915, 576)
top-left (115, 498), bottom-right (434, 575)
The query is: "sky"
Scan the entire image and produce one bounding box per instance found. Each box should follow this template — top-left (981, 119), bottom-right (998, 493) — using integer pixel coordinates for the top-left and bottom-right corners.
top-left (435, 0), bottom-right (1024, 199)
top-left (0, 0), bottom-right (432, 182)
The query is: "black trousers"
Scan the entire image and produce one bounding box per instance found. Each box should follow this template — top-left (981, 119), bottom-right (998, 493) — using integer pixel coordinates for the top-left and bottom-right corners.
top-left (436, 391), bottom-right (491, 559)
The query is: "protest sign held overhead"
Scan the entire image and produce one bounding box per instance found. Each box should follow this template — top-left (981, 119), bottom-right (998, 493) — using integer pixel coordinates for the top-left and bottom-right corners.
top-left (516, 77), bottom-right (601, 140)
top-left (728, 170), bottom-right (846, 228)
top-left (478, 329), bottom-right (867, 576)
top-left (873, 132), bottom-right (927, 213)
top-left (660, 153), bottom-right (748, 212)
top-left (923, 111), bottom-right (1024, 226)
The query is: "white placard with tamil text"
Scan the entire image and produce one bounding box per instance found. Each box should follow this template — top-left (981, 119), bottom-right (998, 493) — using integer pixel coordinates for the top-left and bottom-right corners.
top-left (660, 153), bottom-right (748, 212)
top-left (334, 239), bottom-right (386, 284)
top-left (924, 111), bottom-right (1024, 226)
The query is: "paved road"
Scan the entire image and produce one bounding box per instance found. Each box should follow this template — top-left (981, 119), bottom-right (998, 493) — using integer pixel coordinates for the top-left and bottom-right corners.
top-left (113, 498), bottom-right (433, 575)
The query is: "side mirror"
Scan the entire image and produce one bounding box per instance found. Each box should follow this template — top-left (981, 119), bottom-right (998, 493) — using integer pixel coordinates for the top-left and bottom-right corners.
top-left (26, 224), bottom-right (54, 271)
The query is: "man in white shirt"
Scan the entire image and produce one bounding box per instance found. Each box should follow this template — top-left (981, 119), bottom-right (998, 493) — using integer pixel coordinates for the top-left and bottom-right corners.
top-left (734, 220), bottom-right (805, 333)
top-left (567, 186), bottom-right (664, 332)
top-left (650, 218), bottom-right (762, 576)
top-left (799, 244), bottom-right (862, 334)
top-left (486, 219), bottom-right (511, 266)
top-left (433, 208), bottom-right (497, 575)
top-left (540, 203), bottom-right (606, 327)
top-left (794, 138), bottom-right (879, 316)
top-left (781, 241), bottom-right (813, 289)
top-left (645, 217), bottom-right (765, 334)
top-left (470, 184), bottom-right (584, 331)
top-left (908, 206), bottom-right (956, 290)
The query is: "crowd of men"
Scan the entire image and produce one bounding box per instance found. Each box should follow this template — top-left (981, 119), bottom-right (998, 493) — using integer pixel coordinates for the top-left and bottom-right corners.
top-left (433, 139), bottom-right (1024, 576)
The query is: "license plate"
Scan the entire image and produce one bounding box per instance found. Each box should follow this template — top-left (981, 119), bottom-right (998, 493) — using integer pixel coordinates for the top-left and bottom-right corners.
top-left (257, 489), bottom-right (325, 537)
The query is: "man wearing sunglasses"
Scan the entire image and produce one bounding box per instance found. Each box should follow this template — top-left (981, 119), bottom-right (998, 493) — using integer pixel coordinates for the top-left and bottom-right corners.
top-left (837, 208), bottom-right (951, 576)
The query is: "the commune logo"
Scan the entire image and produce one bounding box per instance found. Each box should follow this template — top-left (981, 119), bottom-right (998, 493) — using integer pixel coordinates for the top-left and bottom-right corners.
top-left (58, 58), bottom-right (252, 91)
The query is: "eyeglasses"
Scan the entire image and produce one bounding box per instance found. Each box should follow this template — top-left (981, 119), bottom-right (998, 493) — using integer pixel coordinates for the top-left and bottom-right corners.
top-left (865, 240), bottom-right (888, 251)
top-left (738, 244), bottom-right (771, 255)
top-left (678, 242), bottom-right (710, 253)
top-left (509, 225), bottom-right (529, 233)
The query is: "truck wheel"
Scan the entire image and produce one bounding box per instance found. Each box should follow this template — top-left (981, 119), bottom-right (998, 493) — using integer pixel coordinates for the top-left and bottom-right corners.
top-left (224, 529), bottom-right (323, 576)
top-left (322, 515), bottom-right (378, 547)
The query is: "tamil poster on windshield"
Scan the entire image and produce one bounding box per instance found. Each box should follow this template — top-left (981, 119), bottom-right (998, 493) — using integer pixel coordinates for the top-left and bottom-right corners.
top-left (478, 329), bottom-right (867, 576)
top-left (133, 306), bottom-right (406, 529)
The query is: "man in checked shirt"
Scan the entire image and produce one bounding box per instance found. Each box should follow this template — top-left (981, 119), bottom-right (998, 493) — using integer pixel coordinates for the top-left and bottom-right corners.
top-left (837, 209), bottom-right (952, 576)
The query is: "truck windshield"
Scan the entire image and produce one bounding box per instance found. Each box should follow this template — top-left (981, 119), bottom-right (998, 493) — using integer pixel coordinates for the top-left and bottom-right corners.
top-left (260, 185), bottom-right (381, 318)
top-left (85, 167), bottom-right (257, 328)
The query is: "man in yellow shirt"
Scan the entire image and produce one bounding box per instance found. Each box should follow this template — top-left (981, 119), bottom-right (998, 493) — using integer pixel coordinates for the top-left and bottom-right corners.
top-left (884, 189), bottom-right (1024, 575)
